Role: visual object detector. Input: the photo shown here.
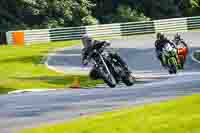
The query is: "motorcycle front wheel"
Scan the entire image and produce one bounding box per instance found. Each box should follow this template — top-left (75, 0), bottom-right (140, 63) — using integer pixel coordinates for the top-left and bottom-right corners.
top-left (99, 67), bottom-right (117, 88)
top-left (103, 74), bottom-right (117, 88)
top-left (178, 55), bottom-right (185, 69)
top-left (169, 64), bottom-right (177, 74)
top-left (168, 57), bottom-right (178, 74)
top-left (122, 73), bottom-right (135, 86)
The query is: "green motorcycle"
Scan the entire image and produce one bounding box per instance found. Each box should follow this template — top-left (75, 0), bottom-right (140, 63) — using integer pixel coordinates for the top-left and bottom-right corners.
top-left (162, 43), bottom-right (178, 74)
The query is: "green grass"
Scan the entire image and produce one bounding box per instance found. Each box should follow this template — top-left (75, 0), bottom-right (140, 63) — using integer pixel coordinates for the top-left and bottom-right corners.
top-left (19, 94), bottom-right (200, 133)
top-left (0, 41), bottom-right (103, 94)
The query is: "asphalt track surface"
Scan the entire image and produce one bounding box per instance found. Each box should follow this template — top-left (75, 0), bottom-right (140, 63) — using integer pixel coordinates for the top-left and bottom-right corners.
top-left (1, 32), bottom-right (200, 133)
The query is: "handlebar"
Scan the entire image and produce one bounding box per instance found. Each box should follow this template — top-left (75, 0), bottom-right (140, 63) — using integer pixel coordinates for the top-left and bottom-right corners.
top-left (87, 44), bottom-right (107, 60)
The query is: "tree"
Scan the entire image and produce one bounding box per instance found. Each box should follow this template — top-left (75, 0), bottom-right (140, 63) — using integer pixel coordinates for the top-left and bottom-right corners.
top-left (24, 0), bottom-right (98, 28)
top-left (111, 5), bottom-right (150, 23)
top-left (1, 0), bottom-right (200, 30)
top-left (141, 0), bottom-right (181, 19)
top-left (0, 0), bottom-right (98, 30)
top-left (190, 0), bottom-right (200, 15)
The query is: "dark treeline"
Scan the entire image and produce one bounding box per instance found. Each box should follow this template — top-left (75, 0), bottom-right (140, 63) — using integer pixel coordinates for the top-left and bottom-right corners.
top-left (0, 0), bottom-right (200, 30)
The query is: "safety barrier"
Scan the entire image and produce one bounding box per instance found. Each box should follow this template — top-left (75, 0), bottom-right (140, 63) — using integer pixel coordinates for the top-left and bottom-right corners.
top-left (6, 29), bottom-right (50, 45)
top-left (154, 17), bottom-right (188, 33)
top-left (187, 16), bottom-right (200, 30)
top-left (6, 16), bottom-right (200, 45)
top-left (50, 26), bottom-right (86, 41)
top-left (120, 21), bottom-right (155, 36)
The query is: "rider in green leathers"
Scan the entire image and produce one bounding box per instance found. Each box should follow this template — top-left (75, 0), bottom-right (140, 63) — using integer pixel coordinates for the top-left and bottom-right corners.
top-left (155, 33), bottom-right (177, 67)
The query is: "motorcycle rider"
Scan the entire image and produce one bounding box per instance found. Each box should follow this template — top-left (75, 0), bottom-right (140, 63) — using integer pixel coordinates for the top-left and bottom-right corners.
top-left (173, 33), bottom-right (189, 66)
top-left (81, 34), bottom-right (129, 80)
top-left (173, 33), bottom-right (188, 48)
top-left (155, 32), bottom-right (176, 67)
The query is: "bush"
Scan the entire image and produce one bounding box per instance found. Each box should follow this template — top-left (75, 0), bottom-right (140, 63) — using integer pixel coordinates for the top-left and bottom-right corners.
top-left (111, 5), bottom-right (150, 23)
top-left (82, 16), bottom-right (98, 25)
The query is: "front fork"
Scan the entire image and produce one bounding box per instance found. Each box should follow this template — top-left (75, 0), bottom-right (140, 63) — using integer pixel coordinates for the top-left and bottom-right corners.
top-left (161, 54), bottom-right (167, 65)
top-left (99, 55), bottom-right (111, 76)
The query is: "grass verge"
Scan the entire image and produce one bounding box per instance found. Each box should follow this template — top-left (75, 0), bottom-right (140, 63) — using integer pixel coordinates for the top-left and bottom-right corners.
top-left (19, 94), bottom-right (200, 133)
top-left (0, 41), bottom-right (103, 94)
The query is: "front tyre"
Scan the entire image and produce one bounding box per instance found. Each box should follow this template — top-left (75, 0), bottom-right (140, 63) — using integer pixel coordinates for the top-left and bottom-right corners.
top-left (168, 57), bottom-right (178, 74)
top-left (179, 55), bottom-right (185, 69)
top-left (122, 73), bottom-right (135, 86)
top-left (169, 64), bottom-right (177, 74)
top-left (102, 73), bottom-right (116, 88)
top-left (99, 66), bottom-right (116, 88)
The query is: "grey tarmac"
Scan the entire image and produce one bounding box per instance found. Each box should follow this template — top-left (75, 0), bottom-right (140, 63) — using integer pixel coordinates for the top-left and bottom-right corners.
top-left (0, 32), bottom-right (200, 133)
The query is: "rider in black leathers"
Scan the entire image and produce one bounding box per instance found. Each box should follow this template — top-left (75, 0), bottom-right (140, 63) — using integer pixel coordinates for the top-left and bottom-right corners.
top-left (155, 33), bottom-right (176, 66)
top-left (81, 34), bottom-right (129, 80)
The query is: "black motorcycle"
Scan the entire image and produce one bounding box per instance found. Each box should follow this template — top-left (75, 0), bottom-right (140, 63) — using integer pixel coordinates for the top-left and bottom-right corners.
top-left (88, 43), bottom-right (135, 88)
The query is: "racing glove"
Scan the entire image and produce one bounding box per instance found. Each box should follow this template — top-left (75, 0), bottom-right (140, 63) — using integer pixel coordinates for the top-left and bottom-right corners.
top-left (82, 59), bottom-right (88, 66)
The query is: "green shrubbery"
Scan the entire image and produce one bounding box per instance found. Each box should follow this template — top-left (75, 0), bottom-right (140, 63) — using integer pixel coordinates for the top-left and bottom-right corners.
top-left (1, 0), bottom-right (200, 30)
top-left (110, 5), bottom-right (150, 23)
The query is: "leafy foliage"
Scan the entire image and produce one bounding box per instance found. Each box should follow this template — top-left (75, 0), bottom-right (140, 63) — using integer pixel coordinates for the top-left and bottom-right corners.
top-left (111, 5), bottom-right (150, 23)
top-left (1, 0), bottom-right (200, 30)
top-left (190, 0), bottom-right (200, 15)
top-left (0, 0), bottom-right (97, 30)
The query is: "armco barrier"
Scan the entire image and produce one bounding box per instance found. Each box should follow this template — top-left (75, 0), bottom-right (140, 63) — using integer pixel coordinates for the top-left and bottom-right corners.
top-left (187, 16), bottom-right (200, 30)
top-left (6, 29), bottom-right (50, 44)
top-left (6, 16), bottom-right (200, 45)
top-left (120, 21), bottom-right (155, 36)
top-left (6, 31), bottom-right (13, 44)
top-left (86, 23), bottom-right (121, 37)
top-left (50, 27), bottom-right (86, 41)
top-left (154, 17), bottom-right (188, 33)
top-left (24, 29), bottom-right (50, 44)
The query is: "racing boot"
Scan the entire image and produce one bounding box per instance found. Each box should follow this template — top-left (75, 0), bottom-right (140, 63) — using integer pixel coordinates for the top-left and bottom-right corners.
top-left (89, 67), bottom-right (100, 80)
